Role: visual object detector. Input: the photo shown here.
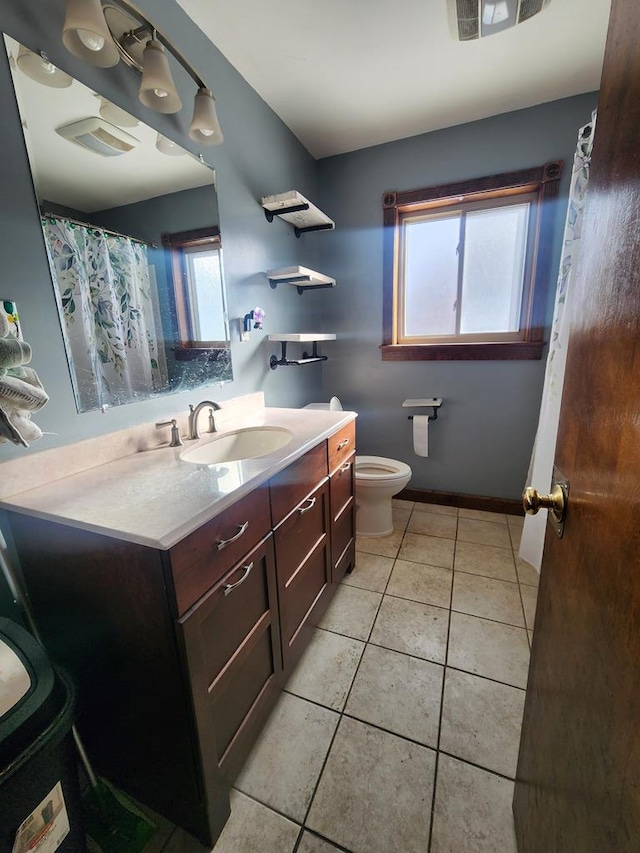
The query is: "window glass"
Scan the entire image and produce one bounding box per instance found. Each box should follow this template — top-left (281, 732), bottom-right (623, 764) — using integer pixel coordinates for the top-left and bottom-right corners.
top-left (185, 248), bottom-right (225, 341)
top-left (460, 203), bottom-right (529, 334)
top-left (404, 214), bottom-right (460, 337)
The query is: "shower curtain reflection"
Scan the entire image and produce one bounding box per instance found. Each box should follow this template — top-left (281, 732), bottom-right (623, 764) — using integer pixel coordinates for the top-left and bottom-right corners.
top-left (42, 215), bottom-right (167, 412)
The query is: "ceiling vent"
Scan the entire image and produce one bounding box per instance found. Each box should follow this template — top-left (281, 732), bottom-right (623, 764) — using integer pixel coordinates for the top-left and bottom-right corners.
top-left (449, 0), bottom-right (552, 40)
top-left (55, 118), bottom-right (139, 157)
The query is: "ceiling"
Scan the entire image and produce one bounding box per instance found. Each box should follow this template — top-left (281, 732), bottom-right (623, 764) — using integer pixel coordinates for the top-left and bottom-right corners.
top-left (176, 0), bottom-right (612, 159)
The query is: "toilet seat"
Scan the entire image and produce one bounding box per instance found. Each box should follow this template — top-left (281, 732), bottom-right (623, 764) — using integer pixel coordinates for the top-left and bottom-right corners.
top-left (356, 455), bottom-right (412, 483)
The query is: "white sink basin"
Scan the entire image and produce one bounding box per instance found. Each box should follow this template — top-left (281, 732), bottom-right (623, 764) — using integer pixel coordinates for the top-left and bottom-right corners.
top-left (180, 426), bottom-right (293, 466)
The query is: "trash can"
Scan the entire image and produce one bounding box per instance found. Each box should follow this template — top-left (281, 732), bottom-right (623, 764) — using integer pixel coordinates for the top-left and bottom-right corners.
top-left (0, 618), bottom-right (86, 853)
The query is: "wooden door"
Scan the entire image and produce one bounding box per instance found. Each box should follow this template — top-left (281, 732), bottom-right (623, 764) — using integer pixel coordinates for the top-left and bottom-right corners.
top-left (513, 2), bottom-right (640, 850)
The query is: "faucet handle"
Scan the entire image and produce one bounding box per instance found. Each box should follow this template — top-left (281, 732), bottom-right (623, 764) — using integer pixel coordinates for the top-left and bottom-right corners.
top-left (208, 408), bottom-right (216, 433)
top-left (155, 419), bottom-right (184, 447)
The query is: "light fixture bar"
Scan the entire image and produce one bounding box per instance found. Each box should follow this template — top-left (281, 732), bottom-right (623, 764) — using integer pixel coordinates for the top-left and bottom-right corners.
top-left (103, 0), bottom-right (206, 89)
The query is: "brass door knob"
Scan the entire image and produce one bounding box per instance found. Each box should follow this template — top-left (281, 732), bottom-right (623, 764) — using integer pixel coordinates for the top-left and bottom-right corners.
top-left (522, 484), bottom-right (566, 519)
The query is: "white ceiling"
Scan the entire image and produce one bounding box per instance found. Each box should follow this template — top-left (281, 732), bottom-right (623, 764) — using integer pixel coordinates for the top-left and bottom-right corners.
top-left (176, 0), bottom-right (611, 159)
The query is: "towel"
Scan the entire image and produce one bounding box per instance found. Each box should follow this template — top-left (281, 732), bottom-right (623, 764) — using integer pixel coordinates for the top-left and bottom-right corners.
top-left (0, 307), bottom-right (47, 447)
top-left (0, 336), bottom-right (31, 370)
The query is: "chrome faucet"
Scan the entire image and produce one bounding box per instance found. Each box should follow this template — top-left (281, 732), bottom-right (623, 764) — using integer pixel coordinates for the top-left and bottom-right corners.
top-left (187, 400), bottom-right (222, 440)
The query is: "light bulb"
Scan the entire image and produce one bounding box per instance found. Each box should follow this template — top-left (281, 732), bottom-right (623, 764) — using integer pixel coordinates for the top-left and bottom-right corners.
top-left (41, 60), bottom-right (57, 75)
top-left (77, 29), bottom-right (105, 52)
top-left (153, 88), bottom-right (168, 98)
top-left (199, 128), bottom-right (214, 137)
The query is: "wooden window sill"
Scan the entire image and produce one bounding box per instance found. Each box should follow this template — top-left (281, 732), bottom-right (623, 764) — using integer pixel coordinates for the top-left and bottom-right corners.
top-left (380, 341), bottom-right (545, 361)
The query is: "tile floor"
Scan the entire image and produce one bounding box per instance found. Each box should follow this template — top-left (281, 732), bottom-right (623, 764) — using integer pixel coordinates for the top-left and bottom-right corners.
top-left (154, 501), bottom-right (538, 853)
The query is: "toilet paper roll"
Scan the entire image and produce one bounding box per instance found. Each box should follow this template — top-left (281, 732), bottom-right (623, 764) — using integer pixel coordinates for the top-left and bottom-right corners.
top-left (412, 415), bottom-right (429, 457)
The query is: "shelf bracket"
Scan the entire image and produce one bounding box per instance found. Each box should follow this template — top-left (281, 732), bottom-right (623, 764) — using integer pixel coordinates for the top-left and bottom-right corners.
top-left (269, 340), bottom-right (329, 370)
top-left (264, 202), bottom-right (309, 224)
top-left (294, 223), bottom-right (335, 239)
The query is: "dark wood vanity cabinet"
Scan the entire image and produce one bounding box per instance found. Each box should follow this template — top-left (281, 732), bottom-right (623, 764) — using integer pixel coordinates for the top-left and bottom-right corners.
top-left (5, 422), bottom-right (356, 847)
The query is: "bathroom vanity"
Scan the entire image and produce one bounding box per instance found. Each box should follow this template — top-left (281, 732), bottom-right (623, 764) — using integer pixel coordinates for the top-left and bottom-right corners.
top-left (1, 401), bottom-right (356, 845)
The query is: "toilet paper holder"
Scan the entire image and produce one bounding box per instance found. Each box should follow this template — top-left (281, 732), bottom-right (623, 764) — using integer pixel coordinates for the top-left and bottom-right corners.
top-left (403, 398), bottom-right (443, 422)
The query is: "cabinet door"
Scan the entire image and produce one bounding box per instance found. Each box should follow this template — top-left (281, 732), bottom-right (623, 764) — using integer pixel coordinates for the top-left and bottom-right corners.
top-left (178, 535), bottom-right (282, 784)
top-left (273, 479), bottom-right (332, 672)
top-left (330, 453), bottom-right (356, 583)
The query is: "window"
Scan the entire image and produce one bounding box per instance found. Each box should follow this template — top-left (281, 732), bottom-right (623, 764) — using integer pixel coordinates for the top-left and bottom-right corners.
top-left (382, 162), bottom-right (562, 360)
top-left (161, 226), bottom-right (227, 358)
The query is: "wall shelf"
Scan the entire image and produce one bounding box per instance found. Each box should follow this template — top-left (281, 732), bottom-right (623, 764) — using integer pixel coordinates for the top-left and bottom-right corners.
top-left (268, 334), bottom-right (336, 370)
top-left (261, 191), bottom-right (335, 238)
top-left (266, 266), bottom-right (336, 294)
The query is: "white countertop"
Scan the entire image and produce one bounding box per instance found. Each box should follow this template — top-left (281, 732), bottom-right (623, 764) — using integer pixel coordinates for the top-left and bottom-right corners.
top-left (1, 407), bottom-right (355, 551)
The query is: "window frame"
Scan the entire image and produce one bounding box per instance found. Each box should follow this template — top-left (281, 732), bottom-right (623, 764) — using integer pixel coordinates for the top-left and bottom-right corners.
top-left (161, 225), bottom-right (224, 359)
top-left (381, 162), bottom-right (563, 361)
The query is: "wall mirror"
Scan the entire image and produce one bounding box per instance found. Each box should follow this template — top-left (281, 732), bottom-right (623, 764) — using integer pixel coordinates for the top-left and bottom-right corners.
top-left (5, 35), bottom-right (233, 414)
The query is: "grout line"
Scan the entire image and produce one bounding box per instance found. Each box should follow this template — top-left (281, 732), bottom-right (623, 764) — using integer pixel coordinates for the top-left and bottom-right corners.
top-left (229, 786), bottom-right (304, 828)
top-left (427, 522), bottom-right (456, 853)
top-left (437, 749), bottom-right (519, 783)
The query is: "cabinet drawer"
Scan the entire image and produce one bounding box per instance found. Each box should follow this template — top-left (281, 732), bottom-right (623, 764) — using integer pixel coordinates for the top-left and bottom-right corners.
top-left (334, 537), bottom-right (356, 585)
top-left (332, 498), bottom-right (354, 570)
top-left (273, 481), bottom-right (329, 586)
top-left (269, 443), bottom-right (328, 526)
top-left (179, 537), bottom-right (282, 780)
top-left (328, 421), bottom-right (356, 474)
top-left (330, 453), bottom-right (355, 522)
top-left (170, 487), bottom-right (271, 615)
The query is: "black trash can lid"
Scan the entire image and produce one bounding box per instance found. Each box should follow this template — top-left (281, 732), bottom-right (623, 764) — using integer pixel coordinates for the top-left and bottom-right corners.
top-left (0, 618), bottom-right (63, 770)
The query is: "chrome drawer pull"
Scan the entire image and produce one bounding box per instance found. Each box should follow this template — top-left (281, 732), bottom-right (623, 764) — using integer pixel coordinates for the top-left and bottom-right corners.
top-left (217, 521), bottom-right (249, 551)
top-left (340, 462), bottom-right (351, 473)
top-left (298, 496), bottom-right (317, 515)
top-left (223, 562), bottom-right (253, 595)
top-left (336, 438), bottom-right (350, 450)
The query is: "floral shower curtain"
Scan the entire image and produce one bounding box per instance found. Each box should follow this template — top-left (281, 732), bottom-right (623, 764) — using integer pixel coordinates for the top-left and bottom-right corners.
top-left (42, 216), bottom-right (165, 411)
top-left (519, 112), bottom-right (597, 571)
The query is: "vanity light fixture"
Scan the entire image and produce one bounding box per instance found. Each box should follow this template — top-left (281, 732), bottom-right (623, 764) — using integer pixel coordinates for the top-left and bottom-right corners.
top-left (155, 133), bottom-right (186, 156)
top-left (96, 95), bottom-right (139, 127)
top-left (61, 0), bottom-right (223, 143)
top-left (16, 45), bottom-right (73, 88)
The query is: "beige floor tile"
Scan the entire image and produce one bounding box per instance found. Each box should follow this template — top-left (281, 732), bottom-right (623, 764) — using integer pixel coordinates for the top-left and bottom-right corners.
top-left (447, 612), bottom-right (530, 689)
top-left (342, 552), bottom-right (394, 593)
top-left (528, 629), bottom-right (534, 646)
top-left (297, 832), bottom-right (343, 853)
top-left (235, 693), bottom-right (339, 822)
top-left (458, 508), bottom-right (507, 525)
top-left (457, 517), bottom-right (512, 549)
top-left (407, 511), bottom-right (458, 539)
top-left (392, 498), bottom-right (414, 510)
top-left (285, 628), bottom-right (365, 711)
top-left (452, 573), bottom-right (525, 628)
top-left (412, 502), bottom-right (458, 516)
top-left (515, 555), bottom-right (540, 587)
top-left (392, 506), bottom-right (412, 530)
top-left (306, 717), bottom-right (435, 853)
top-left (370, 595), bottom-right (449, 663)
top-left (355, 529), bottom-right (404, 558)
top-left (521, 584), bottom-right (538, 632)
top-left (454, 540), bottom-right (517, 582)
top-left (431, 755), bottom-right (518, 853)
top-left (386, 559), bottom-right (453, 609)
top-left (210, 790), bottom-right (299, 853)
top-left (509, 525), bottom-right (523, 550)
top-left (345, 644), bottom-right (443, 747)
top-left (398, 532), bottom-right (455, 569)
top-left (318, 584), bottom-right (382, 641)
top-left (440, 669), bottom-right (525, 778)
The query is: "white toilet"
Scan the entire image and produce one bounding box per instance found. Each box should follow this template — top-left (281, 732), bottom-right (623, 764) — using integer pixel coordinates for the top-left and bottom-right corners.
top-left (304, 397), bottom-right (412, 538)
top-left (355, 455), bottom-right (412, 537)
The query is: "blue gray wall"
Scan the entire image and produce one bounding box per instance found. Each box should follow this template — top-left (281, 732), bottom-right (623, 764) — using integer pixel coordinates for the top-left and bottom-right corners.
top-left (316, 93), bottom-right (598, 500)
